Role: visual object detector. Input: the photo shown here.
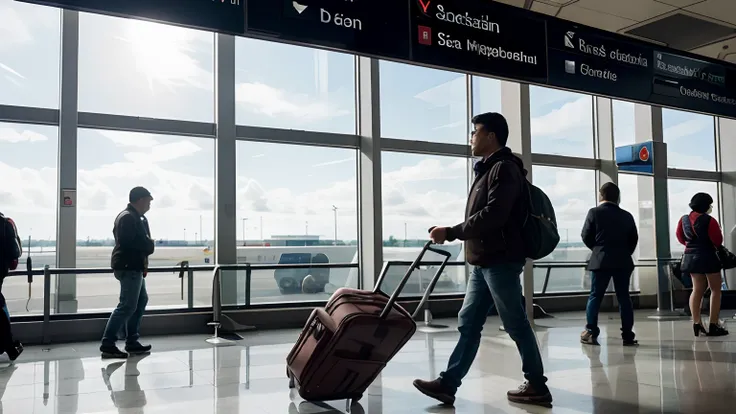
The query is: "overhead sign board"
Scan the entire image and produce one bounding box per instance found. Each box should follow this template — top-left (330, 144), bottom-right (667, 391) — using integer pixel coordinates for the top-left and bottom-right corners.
top-left (247, 0), bottom-right (412, 60)
top-left (410, 0), bottom-right (548, 84)
top-left (616, 141), bottom-right (654, 175)
top-left (651, 51), bottom-right (736, 117)
top-left (14, 0), bottom-right (736, 120)
top-left (546, 20), bottom-right (736, 118)
top-left (547, 21), bottom-right (653, 102)
top-left (17, 0), bottom-right (246, 35)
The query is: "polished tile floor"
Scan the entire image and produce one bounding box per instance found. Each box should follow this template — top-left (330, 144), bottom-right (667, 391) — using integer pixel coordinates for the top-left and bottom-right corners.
top-left (1, 311), bottom-right (736, 413)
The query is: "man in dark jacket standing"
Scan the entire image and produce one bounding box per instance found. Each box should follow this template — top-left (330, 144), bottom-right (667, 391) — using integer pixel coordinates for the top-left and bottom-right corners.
top-left (580, 182), bottom-right (639, 346)
top-left (100, 187), bottom-right (155, 358)
top-left (413, 113), bottom-right (552, 407)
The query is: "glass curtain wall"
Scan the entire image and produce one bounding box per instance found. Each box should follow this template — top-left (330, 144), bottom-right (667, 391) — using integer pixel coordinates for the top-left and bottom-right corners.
top-left (1, 0), bottom-right (730, 316)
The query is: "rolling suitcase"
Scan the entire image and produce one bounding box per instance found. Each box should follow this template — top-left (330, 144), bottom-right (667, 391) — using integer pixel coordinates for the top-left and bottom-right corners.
top-left (285, 241), bottom-right (452, 402)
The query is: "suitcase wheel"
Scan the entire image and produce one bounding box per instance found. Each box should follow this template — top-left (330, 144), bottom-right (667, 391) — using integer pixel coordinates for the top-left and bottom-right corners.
top-left (287, 370), bottom-right (296, 389)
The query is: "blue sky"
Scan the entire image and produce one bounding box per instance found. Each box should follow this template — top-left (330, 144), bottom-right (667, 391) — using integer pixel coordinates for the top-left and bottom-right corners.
top-left (0, 0), bottom-right (723, 250)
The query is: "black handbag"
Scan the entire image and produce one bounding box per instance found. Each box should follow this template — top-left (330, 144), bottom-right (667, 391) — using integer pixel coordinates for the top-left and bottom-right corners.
top-left (716, 246), bottom-right (736, 270)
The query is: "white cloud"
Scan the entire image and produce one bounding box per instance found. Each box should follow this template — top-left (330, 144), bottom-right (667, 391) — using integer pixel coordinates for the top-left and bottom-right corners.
top-left (663, 117), bottom-right (712, 142)
top-left (98, 130), bottom-right (160, 148)
top-left (124, 140), bottom-right (202, 163)
top-left (0, 6), bottom-right (33, 49)
top-left (383, 158), bottom-right (467, 184)
top-left (235, 82), bottom-right (350, 121)
top-left (531, 96), bottom-right (593, 138)
top-left (414, 75), bottom-right (466, 108)
top-left (312, 157), bottom-right (354, 168)
top-left (0, 161), bottom-right (56, 213)
top-left (535, 167), bottom-right (593, 200)
top-left (0, 127), bottom-right (49, 143)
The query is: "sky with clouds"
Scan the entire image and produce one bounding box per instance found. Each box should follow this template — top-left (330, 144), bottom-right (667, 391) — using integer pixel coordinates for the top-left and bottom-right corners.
top-left (0, 0), bottom-right (724, 256)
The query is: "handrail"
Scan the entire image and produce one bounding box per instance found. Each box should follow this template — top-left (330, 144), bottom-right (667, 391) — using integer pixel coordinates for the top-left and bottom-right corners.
top-left (4, 262), bottom-right (358, 277)
top-left (5, 257), bottom-right (668, 343)
top-left (208, 262), bottom-right (359, 335)
top-left (4, 259), bottom-right (667, 277)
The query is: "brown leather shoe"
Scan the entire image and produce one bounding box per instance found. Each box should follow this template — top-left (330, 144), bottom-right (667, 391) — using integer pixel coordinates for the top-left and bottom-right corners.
top-left (580, 330), bottom-right (599, 345)
top-left (413, 378), bottom-right (456, 405)
top-left (507, 381), bottom-right (553, 406)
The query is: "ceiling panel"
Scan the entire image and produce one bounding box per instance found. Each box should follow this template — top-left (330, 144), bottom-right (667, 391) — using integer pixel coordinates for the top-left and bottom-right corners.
top-left (625, 13), bottom-right (736, 49)
top-left (531, 1), bottom-right (560, 15)
top-left (542, 0), bottom-right (578, 4)
top-left (557, 4), bottom-right (639, 31)
top-left (654, 0), bottom-right (706, 7)
top-left (493, 0), bottom-right (528, 7)
top-left (690, 37), bottom-right (736, 59)
top-left (686, 0), bottom-right (736, 25)
top-left (575, 0), bottom-right (676, 22)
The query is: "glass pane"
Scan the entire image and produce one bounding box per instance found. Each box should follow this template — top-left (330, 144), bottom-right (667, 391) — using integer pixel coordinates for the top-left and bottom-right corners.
top-left (663, 109), bottom-right (716, 171)
top-left (612, 99), bottom-right (635, 148)
top-left (235, 38), bottom-right (355, 133)
top-left (76, 129), bottom-right (215, 313)
top-left (533, 166), bottom-right (596, 262)
top-left (0, 0), bottom-right (60, 108)
top-left (618, 174), bottom-right (656, 261)
top-left (530, 86), bottom-right (594, 157)
top-left (380, 61), bottom-right (467, 144)
top-left (236, 142), bottom-right (358, 305)
top-left (78, 13), bottom-right (215, 122)
top-left (668, 179), bottom-right (719, 256)
top-left (381, 152), bottom-right (468, 295)
top-left (0, 123), bottom-right (58, 315)
top-left (471, 76), bottom-right (502, 115)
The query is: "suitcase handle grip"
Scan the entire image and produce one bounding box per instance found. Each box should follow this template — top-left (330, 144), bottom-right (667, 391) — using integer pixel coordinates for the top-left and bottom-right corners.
top-left (376, 240), bottom-right (452, 319)
top-left (313, 307), bottom-right (338, 337)
top-left (425, 227), bottom-right (452, 257)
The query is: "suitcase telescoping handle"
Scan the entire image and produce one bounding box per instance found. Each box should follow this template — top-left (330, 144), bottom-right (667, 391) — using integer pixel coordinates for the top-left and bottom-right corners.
top-left (376, 227), bottom-right (452, 319)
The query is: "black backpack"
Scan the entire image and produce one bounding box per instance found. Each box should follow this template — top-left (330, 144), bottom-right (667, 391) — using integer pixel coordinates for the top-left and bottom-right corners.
top-left (521, 181), bottom-right (560, 260)
top-left (0, 212), bottom-right (22, 271)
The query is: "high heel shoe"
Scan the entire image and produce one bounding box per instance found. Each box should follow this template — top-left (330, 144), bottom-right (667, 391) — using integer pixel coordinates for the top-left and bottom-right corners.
top-left (693, 323), bottom-right (707, 337)
top-left (707, 323), bottom-right (729, 337)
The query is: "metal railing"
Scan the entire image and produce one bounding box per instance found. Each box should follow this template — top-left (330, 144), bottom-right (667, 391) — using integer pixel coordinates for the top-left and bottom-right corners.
top-left (4, 258), bottom-right (662, 343)
top-left (207, 262), bottom-right (359, 339)
top-left (4, 262), bottom-right (359, 343)
top-left (532, 261), bottom-right (655, 296)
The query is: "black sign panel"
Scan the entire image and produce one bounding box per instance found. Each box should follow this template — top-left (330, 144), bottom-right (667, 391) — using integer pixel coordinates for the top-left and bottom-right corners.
top-left (547, 20), bottom-right (736, 118)
top-left (547, 21), bottom-right (653, 103)
top-left (247, 0), bottom-right (411, 60)
top-left (17, 0), bottom-right (245, 35)
top-left (410, 0), bottom-right (547, 83)
top-left (651, 51), bottom-right (736, 117)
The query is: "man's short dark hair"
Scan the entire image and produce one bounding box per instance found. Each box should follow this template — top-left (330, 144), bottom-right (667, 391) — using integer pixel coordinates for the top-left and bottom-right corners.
top-left (599, 182), bottom-right (620, 203)
top-left (129, 186), bottom-right (152, 203)
top-left (472, 112), bottom-right (509, 147)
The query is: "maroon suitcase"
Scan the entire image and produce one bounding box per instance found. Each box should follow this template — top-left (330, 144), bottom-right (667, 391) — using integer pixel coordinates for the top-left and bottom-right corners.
top-left (285, 241), bottom-right (452, 402)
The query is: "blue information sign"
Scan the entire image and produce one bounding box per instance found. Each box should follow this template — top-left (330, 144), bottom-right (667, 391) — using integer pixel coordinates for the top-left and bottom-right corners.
top-left (616, 141), bottom-right (654, 175)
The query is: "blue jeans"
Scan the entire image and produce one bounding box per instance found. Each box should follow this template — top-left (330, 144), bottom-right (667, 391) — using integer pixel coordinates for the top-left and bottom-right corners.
top-left (101, 270), bottom-right (148, 347)
top-left (585, 270), bottom-right (634, 340)
top-left (440, 263), bottom-right (547, 390)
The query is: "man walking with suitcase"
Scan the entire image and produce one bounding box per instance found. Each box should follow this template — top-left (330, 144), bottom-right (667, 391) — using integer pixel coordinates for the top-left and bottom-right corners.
top-left (413, 112), bottom-right (552, 406)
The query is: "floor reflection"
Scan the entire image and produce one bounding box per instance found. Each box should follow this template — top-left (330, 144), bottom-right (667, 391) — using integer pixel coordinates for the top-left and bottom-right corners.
top-left (0, 311), bottom-right (735, 413)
